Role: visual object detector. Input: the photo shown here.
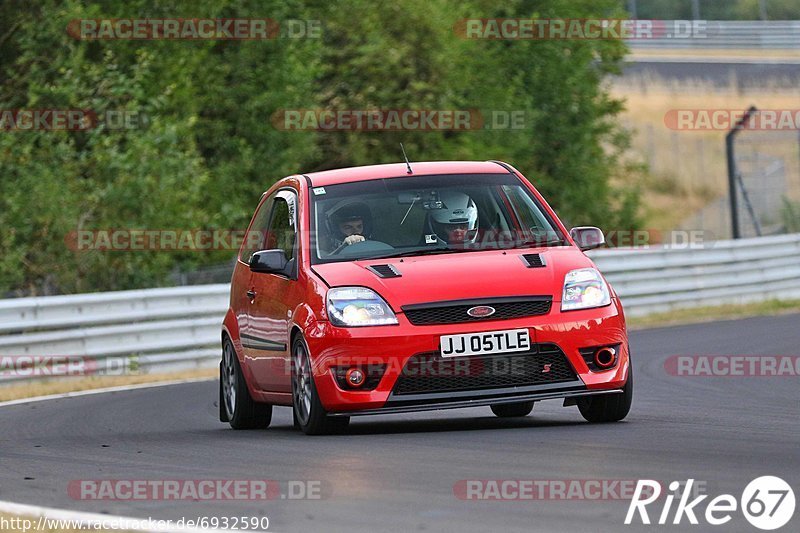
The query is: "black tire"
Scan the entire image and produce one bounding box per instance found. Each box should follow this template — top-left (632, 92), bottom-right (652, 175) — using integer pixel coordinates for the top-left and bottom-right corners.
top-left (577, 366), bottom-right (633, 423)
top-left (221, 337), bottom-right (272, 429)
top-left (292, 335), bottom-right (350, 435)
top-left (219, 362), bottom-right (228, 422)
top-left (490, 401), bottom-right (535, 418)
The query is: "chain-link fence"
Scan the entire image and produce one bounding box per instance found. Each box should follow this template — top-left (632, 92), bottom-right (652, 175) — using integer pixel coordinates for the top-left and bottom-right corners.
top-left (731, 129), bottom-right (800, 237)
top-left (678, 129), bottom-right (800, 240)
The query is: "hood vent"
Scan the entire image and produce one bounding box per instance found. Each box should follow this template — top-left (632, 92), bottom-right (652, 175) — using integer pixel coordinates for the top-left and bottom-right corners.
top-left (520, 253), bottom-right (545, 268)
top-left (367, 264), bottom-right (402, 278)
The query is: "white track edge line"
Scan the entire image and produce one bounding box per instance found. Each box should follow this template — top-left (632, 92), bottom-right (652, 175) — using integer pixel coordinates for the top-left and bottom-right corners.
top-left (0, 377), bottom-right (215, 408)
top-left (0, 499), bottom-right (263, 533)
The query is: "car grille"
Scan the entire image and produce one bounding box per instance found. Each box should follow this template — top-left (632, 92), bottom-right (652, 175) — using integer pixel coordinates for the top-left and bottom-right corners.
top-left (392, 343), bottom-right (577, 395)
top-left (402, 297), bottom-right (552, 325)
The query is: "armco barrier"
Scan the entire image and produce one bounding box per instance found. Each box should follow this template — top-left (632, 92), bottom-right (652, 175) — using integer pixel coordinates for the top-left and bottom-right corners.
top-left (628, 21), bottom-right (800, 50)
top-left (588, 233), bottom-right (800, 316)
top-left (1, 233), bottom-right (799, 382)
top-left (0, 285), bottom-right (230, 382)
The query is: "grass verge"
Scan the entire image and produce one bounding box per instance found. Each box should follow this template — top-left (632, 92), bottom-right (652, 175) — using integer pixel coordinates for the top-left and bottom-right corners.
top-left (0, 367), bottom-right (216, 402)
top-left (628, 48), bottom-right (800, 61)
top-left (628, 298), bottom-right (800, 330)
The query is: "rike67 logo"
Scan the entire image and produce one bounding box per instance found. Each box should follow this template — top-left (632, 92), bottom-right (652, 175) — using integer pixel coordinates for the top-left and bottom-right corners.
top-left (626, 477), bottom-right (795, 530)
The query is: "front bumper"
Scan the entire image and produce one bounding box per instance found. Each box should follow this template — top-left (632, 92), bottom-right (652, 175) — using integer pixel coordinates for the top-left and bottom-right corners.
top-left (330, 386), bottom-right (623, 417)
top-left (305, 299), bottom-right (629, 414)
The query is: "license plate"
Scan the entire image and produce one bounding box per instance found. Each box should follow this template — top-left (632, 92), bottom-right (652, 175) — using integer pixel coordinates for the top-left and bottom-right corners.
top-left (440, 329), bottom-right (531, 358)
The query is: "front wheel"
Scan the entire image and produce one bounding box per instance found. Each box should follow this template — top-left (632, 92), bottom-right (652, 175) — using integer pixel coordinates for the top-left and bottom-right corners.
top-left (490, 401), bottom-right (535, 418)
top-left (292, 335), bottom-right (349, 435)
top-left (221, 337), bottom-right (272, 429)
top-left (577, 366), bottom-right (633, 423)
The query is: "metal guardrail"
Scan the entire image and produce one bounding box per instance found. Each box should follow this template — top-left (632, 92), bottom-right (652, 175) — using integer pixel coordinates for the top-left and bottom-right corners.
top-left (628, 21), bottom-right (800, 49)
top-left (0, 285), bottom-right (229, 382)
top-left (589, 233), bottom-right (800, 315)
top-left (1, 233), bottom-right (799, 382)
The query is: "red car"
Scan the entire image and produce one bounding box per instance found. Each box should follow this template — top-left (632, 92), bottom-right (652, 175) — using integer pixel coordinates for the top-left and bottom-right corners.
top-left (220, 161), bottom-right (632, 434)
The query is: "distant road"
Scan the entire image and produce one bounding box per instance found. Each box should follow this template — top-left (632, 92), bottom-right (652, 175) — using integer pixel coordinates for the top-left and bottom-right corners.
top-left (622, 57), bottom-right (800, 87)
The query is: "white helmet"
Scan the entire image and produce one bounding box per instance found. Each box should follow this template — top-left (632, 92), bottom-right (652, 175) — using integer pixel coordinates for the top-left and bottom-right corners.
top-left (429, 191), bottom-right (478, 244)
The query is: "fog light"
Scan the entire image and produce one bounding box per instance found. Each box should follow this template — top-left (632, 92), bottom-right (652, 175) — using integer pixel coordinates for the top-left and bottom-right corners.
top-left (345, 367), bottom-right (365, 387)
top-left (594, 347), bottom-right (617, 369)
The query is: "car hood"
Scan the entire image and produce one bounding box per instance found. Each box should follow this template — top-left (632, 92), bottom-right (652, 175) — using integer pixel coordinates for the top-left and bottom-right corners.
top-left (311, 247), bottom-right (596, 310)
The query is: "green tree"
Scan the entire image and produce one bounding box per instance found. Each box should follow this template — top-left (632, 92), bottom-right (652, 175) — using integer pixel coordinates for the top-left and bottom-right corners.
top-left (1, 0), bottom-right (642, 295)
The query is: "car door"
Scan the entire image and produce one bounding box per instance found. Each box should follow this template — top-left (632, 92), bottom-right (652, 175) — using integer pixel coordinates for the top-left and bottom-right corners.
top-left (244, 189), bottom-right (298, 393)
top-left (233, 193), bottom-right (274, 357)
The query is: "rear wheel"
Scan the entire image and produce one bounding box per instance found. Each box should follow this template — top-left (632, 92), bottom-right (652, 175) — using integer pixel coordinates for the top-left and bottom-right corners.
top-left (577, 367), bottom-right (633, 423)
top-left (490, 401), bottom-right (535, 418)
top-left (292, 335), bottom-right (350, 435)
top-left (221, 337), bottom-right (272, 429)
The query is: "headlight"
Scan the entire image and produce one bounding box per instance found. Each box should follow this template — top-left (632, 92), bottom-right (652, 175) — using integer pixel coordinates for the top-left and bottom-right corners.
top-left (327, 287), bottom-right (398, 327)
top-left (561, 268), bottom-right (611, 311)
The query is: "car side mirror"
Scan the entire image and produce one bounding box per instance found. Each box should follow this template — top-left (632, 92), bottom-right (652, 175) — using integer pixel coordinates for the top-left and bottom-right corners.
top-left (249, 249), bottom-right (288, 274)
top-left (570, 227), bottom-right (605, 251)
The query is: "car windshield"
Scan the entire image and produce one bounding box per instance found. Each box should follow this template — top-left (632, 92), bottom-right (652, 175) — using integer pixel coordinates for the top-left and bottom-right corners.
top-left (309, 173), bottom-right (566, 264)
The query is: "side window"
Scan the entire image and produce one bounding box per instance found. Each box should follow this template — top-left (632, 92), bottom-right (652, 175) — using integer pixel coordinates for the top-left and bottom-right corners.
top-left (265, 193), bottom-right (296, 261)
top-left (239, 195), bottom-right (274, 262)
top-left (502, 185), bottom-right (550, 236)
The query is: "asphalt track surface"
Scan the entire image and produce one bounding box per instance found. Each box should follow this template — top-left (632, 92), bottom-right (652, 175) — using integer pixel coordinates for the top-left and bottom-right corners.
top-left (1, 314), bottom-right (798, 532)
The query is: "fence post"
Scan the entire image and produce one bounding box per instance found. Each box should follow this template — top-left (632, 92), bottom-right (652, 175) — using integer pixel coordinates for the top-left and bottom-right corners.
top-left (726, 106), bottom-right (757, 239)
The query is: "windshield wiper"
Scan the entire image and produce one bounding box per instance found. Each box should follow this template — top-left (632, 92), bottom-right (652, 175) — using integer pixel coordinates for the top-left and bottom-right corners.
top-left (510, 237), bottom-right (567, 249)
top-left (365, 246), bottom-right (472, 260)
top-left (361, 237), bottom-right (567, 261)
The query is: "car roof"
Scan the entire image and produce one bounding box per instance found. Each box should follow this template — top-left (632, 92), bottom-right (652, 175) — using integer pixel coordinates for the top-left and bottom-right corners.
top-left (302, 161), bottom-right (511, 187)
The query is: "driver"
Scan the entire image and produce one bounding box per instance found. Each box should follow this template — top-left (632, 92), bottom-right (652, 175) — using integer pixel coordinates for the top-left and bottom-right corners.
top-left (327, 201), bottom-right (372, 251)
top-left (428, 191), bottom-right (479, 245)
